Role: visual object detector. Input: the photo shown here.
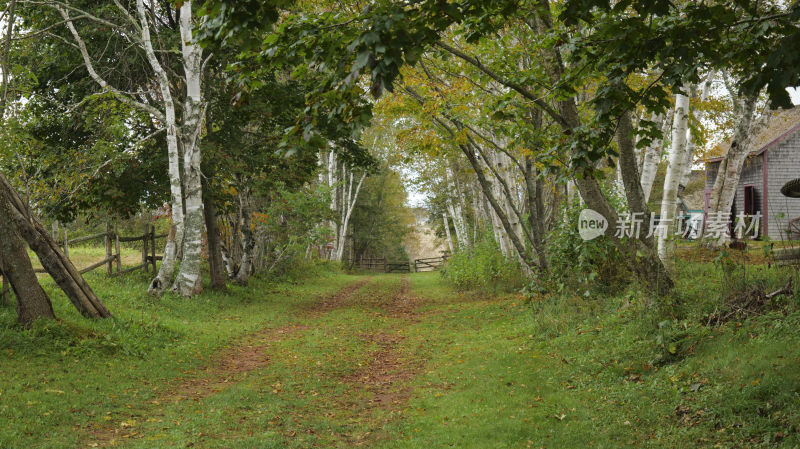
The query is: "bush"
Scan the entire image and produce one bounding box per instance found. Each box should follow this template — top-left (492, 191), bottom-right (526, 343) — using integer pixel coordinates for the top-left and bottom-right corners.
top-left (527, 197), bottom-right (631, 298)
top-left (440, 232), bottom-right (525, 294)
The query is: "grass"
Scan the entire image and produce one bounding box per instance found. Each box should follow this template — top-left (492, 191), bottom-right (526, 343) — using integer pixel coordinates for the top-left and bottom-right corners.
top-left (27, 245), bottom-right (145, 275)
top-left (0, 261), bottom-right (356, 448)
top-left (1, 253), bottom-right (799, 448)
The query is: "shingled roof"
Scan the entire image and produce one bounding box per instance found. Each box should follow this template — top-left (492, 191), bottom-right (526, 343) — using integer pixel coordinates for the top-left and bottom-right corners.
top-left (706, 107), bottom-right (800, 163)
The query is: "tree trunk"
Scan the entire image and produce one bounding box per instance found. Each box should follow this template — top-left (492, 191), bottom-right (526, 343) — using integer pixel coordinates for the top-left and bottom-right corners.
top-left (658, 90), bottom-right (690, 270)
top-left (235, 189), bottom-right (255, 286)
top-left (617, 110), bottom-right (655, 248)
top-left (707, 93), bottom-right (764, 243)
top-left (335, 171), bottom-right (365, 262)
top-left (203, 184), bottom-right (226, 290)
top-left (170, 1), bottom-right (205, 297)
top-left (524, 155), bottom-right (548, 271)
top-left (0, 173), bottom-right (111, 318)
top-left (442, 212), bottom-right (455, 254)
top-left (639, 111), bottom-right (669, 203)
top-left (139, 0), bottom-right (185, 296)
top-left (0, 185), bottom-right (55, 326)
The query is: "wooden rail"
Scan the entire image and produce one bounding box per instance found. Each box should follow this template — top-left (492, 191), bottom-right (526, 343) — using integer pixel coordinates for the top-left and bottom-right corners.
top-left (351, 257), bottom-right (414, 273)
top-left (414, 255), bottom-right (448, 272)
top-left (354, 257), bottom-right (387, 271)
top-left (386, 263), bottom-right (411, 273)
top-left (15, 224), bottom-right (168, 282)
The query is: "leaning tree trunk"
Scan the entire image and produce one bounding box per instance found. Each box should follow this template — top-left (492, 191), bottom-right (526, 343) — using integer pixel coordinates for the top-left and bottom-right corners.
top-left (0, 173), bottom-right (111, 318)
top-left (0, 185), bottom-right (55, 326)
top-left (658, 90), bottom-right (690, 271)
top-left (707, 93), bottom-right (764, 243)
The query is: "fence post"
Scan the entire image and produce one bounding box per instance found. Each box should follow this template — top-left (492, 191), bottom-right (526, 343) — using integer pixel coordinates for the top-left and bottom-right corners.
top-left (150, 225), bottom-right (156, 272)
top-left (142, 224), bottom-right (149, 273)
top-left (114, 224), bottom-right (122, 274)
top-left (383, 257), bottom-right (387, 273)
top-left (105, 222), bottom-right (113, 276)
top-left (62, 226), bottom-right (69, 259)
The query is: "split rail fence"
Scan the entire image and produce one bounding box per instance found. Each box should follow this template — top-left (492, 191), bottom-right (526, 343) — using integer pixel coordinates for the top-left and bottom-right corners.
top-left (0, 224), bottom-right (167, 305)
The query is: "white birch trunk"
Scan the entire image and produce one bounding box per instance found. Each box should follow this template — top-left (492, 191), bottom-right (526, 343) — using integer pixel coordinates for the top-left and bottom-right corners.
top-left (135, 0), bottom-right (186, 296)
top-left (328, 151), bottom-right (338, 260)
top-left (640, 111), bottom-right (671, 203)
top-left (335, 171), bottom-right (365, 262)
top-left (172, 0), bottom-right (205, 296)
top-left (442, 212), bottom-right (455, 253)
top-left (658, 91), bottom-right (690, 270)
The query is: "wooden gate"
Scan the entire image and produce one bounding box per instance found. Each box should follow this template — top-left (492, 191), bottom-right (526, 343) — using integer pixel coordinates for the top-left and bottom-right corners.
top-left (414, 256), bottom-right (448, 272)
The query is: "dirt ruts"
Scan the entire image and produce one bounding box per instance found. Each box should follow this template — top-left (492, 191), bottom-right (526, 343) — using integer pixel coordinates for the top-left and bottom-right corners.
top-left (84, 278), bottom-right (372, 448)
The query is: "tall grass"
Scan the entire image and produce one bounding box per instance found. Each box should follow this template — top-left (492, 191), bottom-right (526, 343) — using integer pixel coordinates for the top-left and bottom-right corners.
top-left (440, 232), bottom-right (525, 294)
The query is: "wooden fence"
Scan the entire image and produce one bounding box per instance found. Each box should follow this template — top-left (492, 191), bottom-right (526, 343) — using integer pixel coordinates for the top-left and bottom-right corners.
top-left (414, 255), bottom-right (448, 272)
top-left (354, 257), bottom-right (387, 271)
top-left (352, 257), bottom-right (412, 273)
top-left (0, 224), bottom-right (168, 304)
top-left (386, 263), bottom-right (411, 273)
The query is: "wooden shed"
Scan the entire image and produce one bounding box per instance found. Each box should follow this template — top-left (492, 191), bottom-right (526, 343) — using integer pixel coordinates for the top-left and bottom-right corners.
top-left (705, 108), bottom-right (800, 240)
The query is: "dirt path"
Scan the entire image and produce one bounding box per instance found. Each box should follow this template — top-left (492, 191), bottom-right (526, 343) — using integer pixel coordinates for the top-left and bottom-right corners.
top-left (325, 276), bottom-right (425, 446)
top-left (84, 277), bottom-right (374, 447)
top-left (83, 275), bottom-right (425, 448)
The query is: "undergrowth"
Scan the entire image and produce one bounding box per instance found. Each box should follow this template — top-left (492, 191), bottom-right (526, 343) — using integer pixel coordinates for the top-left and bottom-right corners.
top-left (440, 231), bottom-right (525, 294)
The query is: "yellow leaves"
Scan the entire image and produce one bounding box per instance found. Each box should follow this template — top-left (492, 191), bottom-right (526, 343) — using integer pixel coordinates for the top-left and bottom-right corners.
top-left (120, 419), bottom-right (137, 428)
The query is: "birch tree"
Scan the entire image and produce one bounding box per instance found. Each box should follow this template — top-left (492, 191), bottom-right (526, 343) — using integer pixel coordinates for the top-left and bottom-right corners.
top-left (658, 90), bottom-right (690, 269)
top-left (707, 87), bottom-right (769, 243)
top-left (45, 0), bottom-right (208, 296)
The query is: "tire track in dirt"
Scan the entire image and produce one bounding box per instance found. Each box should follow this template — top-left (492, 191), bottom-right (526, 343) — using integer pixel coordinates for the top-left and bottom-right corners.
top-left (298, 277), bottom-right (373, 315)
top-left (323, 276), bottom-right (427, 446)
top-left (83, 278), bottom-right (372, 448)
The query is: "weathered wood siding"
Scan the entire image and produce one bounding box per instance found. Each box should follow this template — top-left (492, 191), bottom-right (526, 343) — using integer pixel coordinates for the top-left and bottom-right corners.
top-left (766, 130), bottom-right (800, 239)
top-left (704, 156), bottom-right (764, 236)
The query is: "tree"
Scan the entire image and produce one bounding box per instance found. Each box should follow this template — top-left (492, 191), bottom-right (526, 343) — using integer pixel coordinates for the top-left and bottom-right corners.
top-left (0, 181), bottom-right (55, 326)
top-left (349, 166), bottom-right (414, 263)
top-left (18, 0), bottom-right (209, 297)
top-left (0, 0), bottom-right (110, 321)
top-left (658, 90), bottom-right (690, 269)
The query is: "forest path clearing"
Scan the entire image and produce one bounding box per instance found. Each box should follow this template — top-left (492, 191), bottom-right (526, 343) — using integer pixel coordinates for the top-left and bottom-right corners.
top-left (6, 271), bottom-right (797, 449)
top-left (81, 274), bottom-right (431, 448)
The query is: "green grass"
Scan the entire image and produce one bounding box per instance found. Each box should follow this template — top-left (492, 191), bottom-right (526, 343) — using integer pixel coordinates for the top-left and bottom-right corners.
top-left (1, 260), bottom-right (799, 448)
top-left (0, 262), bottom-right (357, 448)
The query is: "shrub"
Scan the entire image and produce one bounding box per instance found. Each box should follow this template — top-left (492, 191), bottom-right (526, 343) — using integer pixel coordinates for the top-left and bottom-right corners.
top-left (440, 231), bottom-right (525, 294)
top-left (527, 197), bottom-right (631, 298)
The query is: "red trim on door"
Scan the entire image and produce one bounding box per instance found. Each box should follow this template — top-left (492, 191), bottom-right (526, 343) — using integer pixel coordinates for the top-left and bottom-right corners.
top-left (763, 152), bottom-right (769, 236)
